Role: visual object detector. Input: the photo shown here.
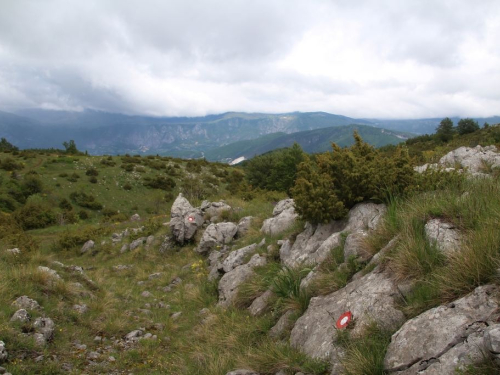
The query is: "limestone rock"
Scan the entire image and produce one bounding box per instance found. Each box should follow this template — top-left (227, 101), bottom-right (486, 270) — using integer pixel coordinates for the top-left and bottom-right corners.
top-left (158, 235), bottom-right (175, 254)
top-left (439, 145), bottom-right (500, 173)
top-left (80, 240), bottom-right (95, 254)
top-left (225, 370), bottom-right (259, 375)
top-left (6, 247), bottom-right (20, 255)
top-left (125, 329), bottom-right (143, 341)
top-left (425, 219), bottom-right (461, 255)
top-left (261, 199), bottom-right (298, 236)
top-left (170, 194), bottom-right (204, 244)
top-left (73, 304), bottom-right (89, 314)
top-left (33, 317), bottom-right (55, 342)
top-left (344, 202), bottom-right (387, 232)
top-left (237, 216), bottom-right (253, 237)
top-left (129, 237), bottom-right (146, 251)
top-left (222, 243), bottom-right (258, 273)
top-left (218, 254), bottom-right (266, 307)
top-left (484, 325), bottom-right (500, 355)
top-left (0, 341), bottom-right (7, 363)
top-left (12, 296), bottom-right (40, 310)
top-left (384, 284), bottom-right (500, 373)
top-left (10, 309), bottom-right (30, 323)
top-left (269, 310), bottom-right (295, 339)
top-left (291, 268), bottom-right (404, 365)
top-left (280, 202), bottom-right (386, 268)
top-left (201, 200), bottom-right (232, 218)
top-left (343, 230), bottom-right (369, 261)
top-left (196, 222), bottom-right (238, 254)
top-left (281, 221), bottom-right (345, 268)
top-left (248, 290), bottom-right (274, 316)
top-left (130, 213), bottom-right (141, 221)
top-left (37, 266), bottom-right (61, 280)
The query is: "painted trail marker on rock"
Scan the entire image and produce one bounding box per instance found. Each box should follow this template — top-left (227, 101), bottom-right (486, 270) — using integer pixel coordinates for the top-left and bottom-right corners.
top-left (336, 311), bottom-right (352, 329)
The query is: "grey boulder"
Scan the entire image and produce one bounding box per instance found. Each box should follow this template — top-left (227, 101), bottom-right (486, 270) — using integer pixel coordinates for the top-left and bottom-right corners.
top-left (218, 254), bottom-right (266, 307)
top-left (424, 219), bottom-right (461, 255)
top-left (291, 268), bottom-right (404, 367)
top-left (170, 194), bottom-right (204, 244)
top-left (222, 243), bottom-right (258, 273)
top-left (261, 199), bottom-right (298, 236)
top-left (196, 222), bottom-right (238, 254)
top-left (80, 240), bottom-right (95, 254)
top-left (384, 284), bottom-right (500, 373)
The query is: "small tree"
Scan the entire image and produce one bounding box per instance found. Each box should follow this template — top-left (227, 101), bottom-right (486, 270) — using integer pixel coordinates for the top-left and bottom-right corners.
top-left (457, 118), bottom-right (479, 135)
top-left (436, 117), bottom-right (454, 142)
top-left (63, 140), bottom-right (79, 154)
top-left (0, 138), bottom-right (18, 152)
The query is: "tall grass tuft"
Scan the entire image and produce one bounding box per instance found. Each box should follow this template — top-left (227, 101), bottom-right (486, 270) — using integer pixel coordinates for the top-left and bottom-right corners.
top-left (339, 322), bottom-right (393, 375)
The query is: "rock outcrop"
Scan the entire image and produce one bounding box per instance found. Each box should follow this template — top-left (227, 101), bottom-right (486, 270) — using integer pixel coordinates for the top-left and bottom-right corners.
top-left (170, 194), bottom-right (204, 244)
top-left (201, 200), bottom-right (232, 218)
top-left (424, 219), bottom-right (461, 255)
top-left (290, 268), bottom-right (404, 370)
top-left (218, 254), bottom-right (266, 307)
top-left (261, 199), bottom-right (298, 236)
top-left (280, 202), bottom-right (386, 267)
top-left (384, 284), bottom-right (500, 374)
top-left (196, 222), bottom-right (238, 254)
top-left (416, 145), bottom-right (500, 175)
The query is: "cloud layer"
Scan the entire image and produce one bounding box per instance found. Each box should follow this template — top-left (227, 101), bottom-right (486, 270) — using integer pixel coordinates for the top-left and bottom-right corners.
top-left (0, 0), bottom-right (499, 118)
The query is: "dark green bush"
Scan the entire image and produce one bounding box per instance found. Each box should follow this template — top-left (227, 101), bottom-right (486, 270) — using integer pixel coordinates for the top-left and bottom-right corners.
top-left (85, 167), bottom-right (99, 176)
top-left (13, 202), bottom-right (56, 230)
top-left (121, 164), bottom-right (134, 172)
top-left (20, 176), bottom-right (43, 197)
top-left (0, 157), bottom-right (23, 171)
top-left (89, 176), bottom-right (98, 184)
top-left (144, 176), bottom-right (176, 191)
top-left (292, 132), bottom-right (414, 223)
top-left (69, 191), bottom-right (103, 210)
top-left (59, 198), bottom-right (73, 211)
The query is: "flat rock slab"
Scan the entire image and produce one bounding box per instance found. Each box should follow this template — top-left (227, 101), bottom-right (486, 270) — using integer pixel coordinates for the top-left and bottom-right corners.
top-left (384, 284), bottom-right (500, 373)
top-left (424, 219), bottom-right (461, 255)
top-left (222, 243), bottom-right (258, 273)
top-left (218, 254), bottom-right (266, 307)
top-left (291, 268), bottom-right (404, 365)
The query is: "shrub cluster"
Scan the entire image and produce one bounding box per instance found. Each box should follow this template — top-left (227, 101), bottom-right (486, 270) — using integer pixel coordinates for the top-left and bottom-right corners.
top-left (291, 132), bottom-right (414, 223)
top-left (69, 191), bottom-right (103, 210)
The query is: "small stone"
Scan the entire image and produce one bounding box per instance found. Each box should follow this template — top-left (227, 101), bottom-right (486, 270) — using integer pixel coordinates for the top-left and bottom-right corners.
top-left (33, 317), bottom-right (55, 341)
top-left (141, 291), bottom-right (153, 298)
top-left (130, 213), bottom-right (141, 221)
top-left (10, 308), bottom-right (30, 323)
top-left (125, 330), bottom-right (143, 341)
top-left (171, 312), bottom-right (182, 320)
top-left (120, 244), bottom-right (129, 253)
top-left (108, 356), bottom-right (116, 362)
top-left (73, 304), bottom-right (89, 314)
top-left (0, 341), bottom-right (7, 363)
top-left (37, 266), bottom-right (61, 280)
top-left (148, 272), bottom-right (162, 280)
top-left (80, 240), bottom-right (95, 254)
top-left (6, 248), bottom-right (20, 255)
top-left (94, 336), bottom-right (102, 343)
top-left (34, 355), bottom-right (44, 362)
top-left (87, 351), bottom-right (100, 360)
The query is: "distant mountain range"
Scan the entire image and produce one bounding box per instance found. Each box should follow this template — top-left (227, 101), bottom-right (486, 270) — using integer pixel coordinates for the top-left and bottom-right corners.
top-left (0, 109), bottom-right (498, 160)
top-left (204, 125), bottom-right (411, 162)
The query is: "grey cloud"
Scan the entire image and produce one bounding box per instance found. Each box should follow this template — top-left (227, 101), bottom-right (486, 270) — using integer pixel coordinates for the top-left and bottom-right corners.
top-left (0, 0), bottom-right (499, 118)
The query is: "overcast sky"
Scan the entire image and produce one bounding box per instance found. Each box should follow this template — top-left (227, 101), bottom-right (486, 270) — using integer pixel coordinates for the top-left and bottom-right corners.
top-left (0, 0), bottom-right (499, 119)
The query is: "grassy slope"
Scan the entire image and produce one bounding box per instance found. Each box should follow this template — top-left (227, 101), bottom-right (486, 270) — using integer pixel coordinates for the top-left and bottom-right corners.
top-left (2, 131), bottom-right (500, 374)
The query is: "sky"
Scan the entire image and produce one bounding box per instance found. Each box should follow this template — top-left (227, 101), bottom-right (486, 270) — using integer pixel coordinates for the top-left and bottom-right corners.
top-left (0, 0), bottom-right (499, 119)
